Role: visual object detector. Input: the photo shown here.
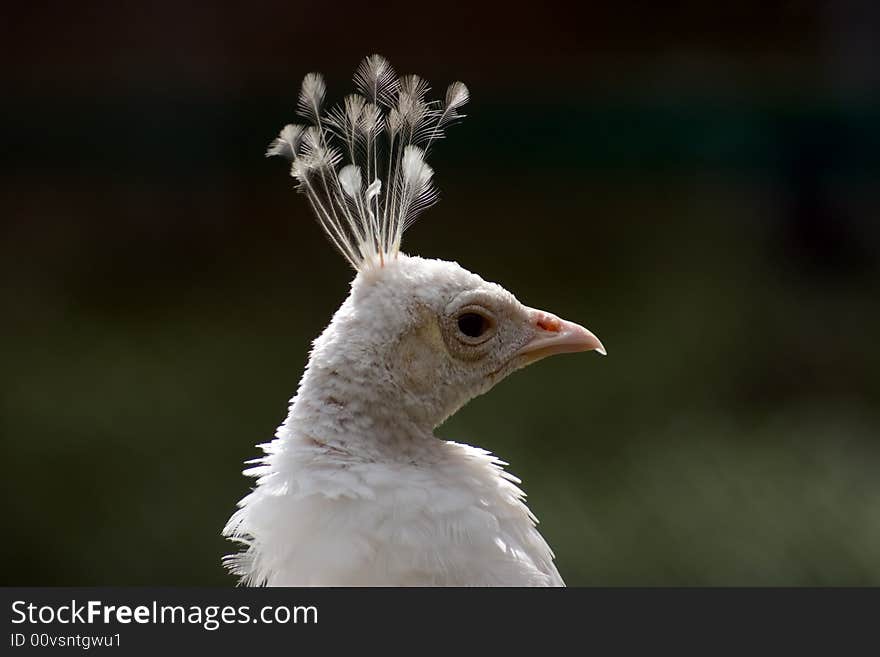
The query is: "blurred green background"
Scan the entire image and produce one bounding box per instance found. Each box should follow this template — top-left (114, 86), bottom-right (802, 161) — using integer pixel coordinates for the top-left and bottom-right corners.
top-left (2, 2), bottom-right (879, 585)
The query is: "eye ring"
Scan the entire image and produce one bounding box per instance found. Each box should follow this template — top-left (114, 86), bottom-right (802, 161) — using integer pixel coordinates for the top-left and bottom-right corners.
top-left (453, 307), bottom-right (496, 345)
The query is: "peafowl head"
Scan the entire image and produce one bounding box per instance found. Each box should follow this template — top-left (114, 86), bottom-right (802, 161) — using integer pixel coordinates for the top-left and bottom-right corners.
top-left (268, 55), bottom-right (604, 434)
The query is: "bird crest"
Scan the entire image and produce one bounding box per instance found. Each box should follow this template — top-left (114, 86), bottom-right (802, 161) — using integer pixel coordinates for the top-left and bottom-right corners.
top-left (266, 55), bottom-right (469, 270)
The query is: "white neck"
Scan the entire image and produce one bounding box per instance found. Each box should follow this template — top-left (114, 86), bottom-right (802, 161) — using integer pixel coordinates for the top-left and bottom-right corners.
top-left (271, 266), bottom-right (480, 462)
top-left (273, 286), bottom-right (449, 462)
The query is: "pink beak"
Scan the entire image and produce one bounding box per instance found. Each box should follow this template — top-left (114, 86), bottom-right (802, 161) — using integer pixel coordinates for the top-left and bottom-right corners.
top-left (516, 307), bottom-right (606, 362)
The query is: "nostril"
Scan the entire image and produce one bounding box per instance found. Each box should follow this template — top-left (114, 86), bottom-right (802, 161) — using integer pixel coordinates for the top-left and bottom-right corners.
top-left (536, 314), bottom-right (562, 333)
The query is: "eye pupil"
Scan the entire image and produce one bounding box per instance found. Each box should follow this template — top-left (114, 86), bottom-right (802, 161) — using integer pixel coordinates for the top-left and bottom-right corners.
top-left (457, 312), bottom-right (488, 338)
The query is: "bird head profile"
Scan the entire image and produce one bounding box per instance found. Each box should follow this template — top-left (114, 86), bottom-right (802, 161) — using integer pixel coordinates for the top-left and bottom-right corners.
top-left (224, 55), bottom-right (605, 586)
top-left (309, 254), bottom-right (604, 437)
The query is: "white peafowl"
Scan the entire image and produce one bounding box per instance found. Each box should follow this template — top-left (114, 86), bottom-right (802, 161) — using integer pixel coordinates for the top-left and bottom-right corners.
top-left (223, 55), bottom-right (605, 586)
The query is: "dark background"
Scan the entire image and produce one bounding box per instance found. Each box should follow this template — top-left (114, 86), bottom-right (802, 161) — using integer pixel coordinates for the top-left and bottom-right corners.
top-left (2, 1), bottom-right (878, 585)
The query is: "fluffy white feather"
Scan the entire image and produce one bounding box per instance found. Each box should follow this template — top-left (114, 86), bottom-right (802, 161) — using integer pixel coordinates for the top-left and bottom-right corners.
top-left (296, 72), bottom-right (326, 125)
top-left (265, 123), bottom-right (304, 160)
top-left (338, 164), bottom-right (362, 199)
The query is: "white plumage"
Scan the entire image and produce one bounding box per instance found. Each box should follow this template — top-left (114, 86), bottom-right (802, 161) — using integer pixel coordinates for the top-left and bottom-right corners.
top-left (224, 56), bottom-right (605, 586)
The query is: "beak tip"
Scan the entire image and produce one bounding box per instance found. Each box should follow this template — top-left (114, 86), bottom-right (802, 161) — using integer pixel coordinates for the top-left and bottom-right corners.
top-left (519, 306), bottom-right (606, 361)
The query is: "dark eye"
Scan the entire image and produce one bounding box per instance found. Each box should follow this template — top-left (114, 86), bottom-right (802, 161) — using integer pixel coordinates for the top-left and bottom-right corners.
top-left (457, 312), bottom-right (490, 338)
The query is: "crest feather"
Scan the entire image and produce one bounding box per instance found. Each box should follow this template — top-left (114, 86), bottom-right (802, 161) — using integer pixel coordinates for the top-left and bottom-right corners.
top-left (267, 55), bottom-right (468, 270)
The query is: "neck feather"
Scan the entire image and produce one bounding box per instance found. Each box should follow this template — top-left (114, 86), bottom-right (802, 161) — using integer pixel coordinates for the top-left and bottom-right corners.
top-left (276, 348), bottom-right (437, 460)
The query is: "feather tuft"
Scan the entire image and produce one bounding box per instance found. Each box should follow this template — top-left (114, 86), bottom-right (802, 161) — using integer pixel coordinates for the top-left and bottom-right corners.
top-left (297, 73), bottom-right (326, 124)
top-left (365, 179), bottom-right (382, 202)
top-left (267, 56), bottom-right (468, 270)
top-left (266, 124), bottom-right (305, 160)
top-left (354, 54), bottom-right (399, 108)
top-left (401, 145), bottom-right (434, 190)
top-left (399, 74), bottom-right (431, 101)
top-left (445, 82), bottom-right (469, 112)
top-left (338, 164), bottom-right (362, 199)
